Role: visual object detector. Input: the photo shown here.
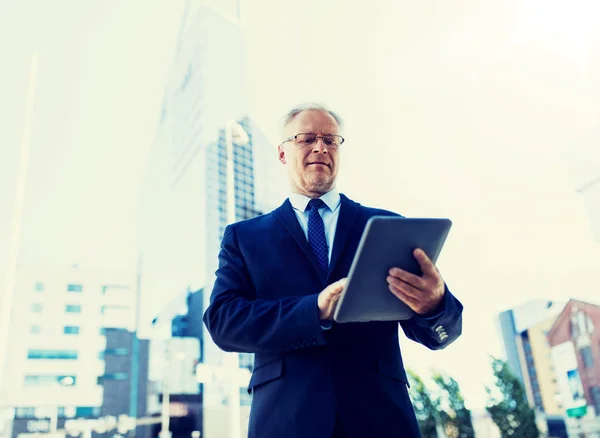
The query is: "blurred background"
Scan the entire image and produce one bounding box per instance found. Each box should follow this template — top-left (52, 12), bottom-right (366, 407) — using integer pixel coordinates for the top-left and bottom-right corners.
top-left (1, 0), bottom-right (600, 437)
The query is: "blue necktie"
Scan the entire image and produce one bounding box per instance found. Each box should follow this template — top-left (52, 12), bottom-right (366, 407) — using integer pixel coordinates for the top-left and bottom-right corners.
top-left (306, 199), bottom-right (329, 278)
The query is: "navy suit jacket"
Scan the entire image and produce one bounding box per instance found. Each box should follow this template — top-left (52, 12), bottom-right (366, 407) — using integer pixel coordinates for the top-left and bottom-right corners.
top-left (203, 194), bottom-right (463, 438)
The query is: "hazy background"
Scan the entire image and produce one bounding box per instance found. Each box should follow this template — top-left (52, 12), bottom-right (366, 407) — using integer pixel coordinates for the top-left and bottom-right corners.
top-left (2, 0), bottom-right (600, 410)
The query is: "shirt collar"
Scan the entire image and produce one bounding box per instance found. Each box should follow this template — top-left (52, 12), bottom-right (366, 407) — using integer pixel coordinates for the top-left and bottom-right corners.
top-left (289, 189), bottom-right (341, 213)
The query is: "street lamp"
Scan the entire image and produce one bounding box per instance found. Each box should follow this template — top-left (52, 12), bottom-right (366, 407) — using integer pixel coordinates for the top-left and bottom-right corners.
top-left (223, 120), bottom-right (249, 438)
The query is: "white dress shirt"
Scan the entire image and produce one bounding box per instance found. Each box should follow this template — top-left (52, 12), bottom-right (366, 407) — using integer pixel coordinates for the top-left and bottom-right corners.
top-left (288, 189), bottom-right (341, 263)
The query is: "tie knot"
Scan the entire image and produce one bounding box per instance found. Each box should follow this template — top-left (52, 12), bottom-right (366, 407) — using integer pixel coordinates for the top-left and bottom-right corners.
top-left (307, 198), bottom-right (327, 212)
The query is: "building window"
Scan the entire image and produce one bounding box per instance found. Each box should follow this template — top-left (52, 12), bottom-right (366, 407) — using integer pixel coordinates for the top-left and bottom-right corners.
top-left (240, 387), bottom-right (253, 406)
top-left (591, 387), bottom-right (600, 419)
top-left (100, 305), bottom-right (129, 316)
top-left (75, 407), bottom-right (101, 417)
top-left (34, 282), bottom-right (44, 292)
top-left (581, 347), bottom-right (594, 368)
top-left (31, 303), bottom-right (43, 313)
top-left (98, 348), bottom-right (128, 359)
top-left (24, 375), bottom-right (76, 387)
top-left (27, 349), bottom-right (78, 360)
top-left (65, 304), bottom-right (82, 313)
top-left (67, 284), bottom-right (83, 293)
top-left (15, 407), bottom-right (36, 418)
top-left (97, 373), bottom-right (128, 384)
top-left (63, 326), bottom-right (80, 335)
top-left (30, 325), bottom-right (41, 335)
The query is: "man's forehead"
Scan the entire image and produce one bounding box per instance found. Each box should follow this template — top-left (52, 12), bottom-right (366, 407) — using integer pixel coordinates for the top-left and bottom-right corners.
top-left (287, 110), bottom-right (339, 134)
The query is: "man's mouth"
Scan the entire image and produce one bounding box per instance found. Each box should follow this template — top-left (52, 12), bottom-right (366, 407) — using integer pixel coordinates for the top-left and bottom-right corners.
top-left (308, 162), bottom-right (330, 168)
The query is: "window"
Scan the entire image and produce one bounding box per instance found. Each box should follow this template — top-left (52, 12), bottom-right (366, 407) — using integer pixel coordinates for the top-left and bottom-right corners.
top-left (34, 282), bottom-right (44, 292)
top-left (98, 348), bottom-right (128, 359)
top-left (31, 303), bottom-right (43, 313)
top-left (100, 305), bottom-right (129, 316)
top-left (27, 349), bottom-right (78, 360)
top-left (67, 284), bottom-right (83, 293)
top-left (30, 325), bottom-right (41, 335)
top-left (97, 373), bottom-right (128, 384)
top-left (581, 347), bottom-right (594, 368)
top-left (65, 304), bottom-right (81, 313)
top-left (15, 407), bottom-right (36, 418)
top-left (591, 387), bottom-right (600, 419)
top-left (240, 387), bottom-right (253, 406)
top-left (24, 375), bottom-right (76, 387)
top-left (76, 407), bottom-right (101, 417)
top-left (63, 326), bottom-right (80, 335)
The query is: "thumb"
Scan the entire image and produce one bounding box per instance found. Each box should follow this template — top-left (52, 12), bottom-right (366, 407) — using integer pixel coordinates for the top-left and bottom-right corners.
top-left (334, 278), bottom-right (348, 290)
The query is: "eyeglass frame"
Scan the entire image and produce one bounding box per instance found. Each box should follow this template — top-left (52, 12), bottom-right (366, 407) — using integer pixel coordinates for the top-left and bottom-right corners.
top-left (281, 133), bottom-right (345, 148)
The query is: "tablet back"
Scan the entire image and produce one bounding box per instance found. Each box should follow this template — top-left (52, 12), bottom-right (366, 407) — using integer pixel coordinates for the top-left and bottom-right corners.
top-left (333, 216), bottom-right (452, 323)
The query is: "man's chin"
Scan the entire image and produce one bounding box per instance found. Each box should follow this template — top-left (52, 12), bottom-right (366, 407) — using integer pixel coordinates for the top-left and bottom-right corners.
top-left (306, 179), bottom-right (334, 195)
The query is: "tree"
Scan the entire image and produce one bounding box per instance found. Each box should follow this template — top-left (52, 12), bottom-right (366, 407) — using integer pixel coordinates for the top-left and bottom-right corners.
top-left (486, 356), bottom-right (540, 438)
top-left (407, 369), bottom-right (439, 438)
top-left (432, 372), bottom-right (475, 438)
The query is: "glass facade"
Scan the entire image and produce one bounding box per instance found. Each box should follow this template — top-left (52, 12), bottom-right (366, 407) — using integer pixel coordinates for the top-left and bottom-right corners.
top-left (136, 3), bottom-right (287, 434)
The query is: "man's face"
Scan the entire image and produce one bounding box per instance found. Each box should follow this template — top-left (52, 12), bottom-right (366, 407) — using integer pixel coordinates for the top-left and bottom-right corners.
top-left (278, 110), bottom-right (341, 197)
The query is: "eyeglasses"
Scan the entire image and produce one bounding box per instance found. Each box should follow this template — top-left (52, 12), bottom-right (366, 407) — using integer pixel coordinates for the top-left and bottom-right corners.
top-left (282, 133), bottom-right (345, 148)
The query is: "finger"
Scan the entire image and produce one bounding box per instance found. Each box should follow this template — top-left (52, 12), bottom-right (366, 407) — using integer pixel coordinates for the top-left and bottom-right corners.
top-left (387, 278), bottom-right (421, 300)
top-left (388, 267), bottom-right (425, 289)
top-left (413, 249), bottom-right (438, 278)
top-left (388, 284), bottom-right (419, 308)
top-left (328, 278), bottom-right (347, 294)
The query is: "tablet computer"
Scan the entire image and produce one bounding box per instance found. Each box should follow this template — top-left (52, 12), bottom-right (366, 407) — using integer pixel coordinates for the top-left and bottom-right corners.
top-left (333, 216), bottom-right (452, 323)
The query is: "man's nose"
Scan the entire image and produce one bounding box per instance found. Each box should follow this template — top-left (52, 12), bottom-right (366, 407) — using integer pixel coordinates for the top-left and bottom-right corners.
top-left (312, 138), bottom-right (328, 153)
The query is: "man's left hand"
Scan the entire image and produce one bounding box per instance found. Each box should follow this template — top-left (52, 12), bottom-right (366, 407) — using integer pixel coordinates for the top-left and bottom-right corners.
top-left (386, 248), bottom-right (445, 316)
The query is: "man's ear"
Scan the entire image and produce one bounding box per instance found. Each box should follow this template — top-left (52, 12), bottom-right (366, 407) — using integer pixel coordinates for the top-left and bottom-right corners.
top-left (277, 145), bottom-right (286, 164)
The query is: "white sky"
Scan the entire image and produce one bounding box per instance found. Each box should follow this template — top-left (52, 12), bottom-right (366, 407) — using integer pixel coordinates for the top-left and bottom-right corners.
top-left (2, 0), bottom-right (600, 411)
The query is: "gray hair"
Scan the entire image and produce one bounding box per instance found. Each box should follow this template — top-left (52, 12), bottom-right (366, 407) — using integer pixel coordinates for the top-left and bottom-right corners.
top-left (280, 103), bottom-right (344, 138)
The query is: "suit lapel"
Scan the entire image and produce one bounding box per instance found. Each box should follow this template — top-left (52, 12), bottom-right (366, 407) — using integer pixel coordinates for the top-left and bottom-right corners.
top-left (273, 199), bottom-right (324, 279)
top-left (328, 194), bottom-right (361, 279)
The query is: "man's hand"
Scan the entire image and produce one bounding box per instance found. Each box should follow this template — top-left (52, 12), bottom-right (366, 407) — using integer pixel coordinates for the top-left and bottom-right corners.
top-left (318, 278), bottom-right (347, 320)
top-left (387, 248), bottom-right (445, 316)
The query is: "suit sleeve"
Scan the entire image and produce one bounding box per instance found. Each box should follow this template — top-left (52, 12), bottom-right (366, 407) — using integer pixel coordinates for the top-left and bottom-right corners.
top-left (399, 285), bottom-right (463, 350)
top-left (202, 225), bottom-right (327, 354)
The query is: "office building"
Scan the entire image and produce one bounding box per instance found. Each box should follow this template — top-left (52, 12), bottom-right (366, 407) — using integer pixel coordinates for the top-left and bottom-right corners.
top-left (98, 328), bottom-right (150, 438)
top-left (497, 300), bottom-right (567, 437)
top-left (147, 289), bottom-right (205, 437)
top-left (0, 265), bottom-right (139, 437)
top-left (137, 1), bottom-right (285, 436)
top-left (547, 299), bottom-right (600, 436)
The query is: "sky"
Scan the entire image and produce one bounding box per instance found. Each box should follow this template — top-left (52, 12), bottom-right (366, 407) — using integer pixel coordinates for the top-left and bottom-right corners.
top-left (1, 0), bottom-right (600, 412)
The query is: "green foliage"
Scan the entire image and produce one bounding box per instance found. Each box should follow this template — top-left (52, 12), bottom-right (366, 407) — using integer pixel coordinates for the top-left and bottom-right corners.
top-left (432, 372), bottom-right (475, 438)
top-left (407, 369), bottom-right (438, 438)
top-left (485, 356), bottom-right (540, 438)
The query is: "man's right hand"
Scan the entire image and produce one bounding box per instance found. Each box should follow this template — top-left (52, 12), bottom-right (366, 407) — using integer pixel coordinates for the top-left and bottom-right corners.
top-left (318, 278), bottom-right (347, 320)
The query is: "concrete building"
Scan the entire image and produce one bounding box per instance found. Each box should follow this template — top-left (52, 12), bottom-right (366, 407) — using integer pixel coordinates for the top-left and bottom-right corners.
top-left (497, 300), bottom-right (568, 437)
top-left (0, 266), bottom-right (140, 437)
top-left (137, 1), bottom-right (285, 436)
top-left (547, 299), bottom-right (600, 437)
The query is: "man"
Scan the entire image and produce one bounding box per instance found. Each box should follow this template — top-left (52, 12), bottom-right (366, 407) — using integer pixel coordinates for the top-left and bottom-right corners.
top-left (203, 104), bottom-right (463, 438)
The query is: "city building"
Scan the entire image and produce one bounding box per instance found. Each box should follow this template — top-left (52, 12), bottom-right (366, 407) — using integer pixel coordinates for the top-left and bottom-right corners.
top-left (147, 289), bottom-right (205, 437)
top-left (497, 300), bottom-right (568, 437)
top-left (547, 299), bottom-right (600, 436)
top-left (137, 1), bottom-right (286, 436)
top-left (0, 265), bottom-right (141, 437)
top-left (98, 328), bottom-right (151, 438)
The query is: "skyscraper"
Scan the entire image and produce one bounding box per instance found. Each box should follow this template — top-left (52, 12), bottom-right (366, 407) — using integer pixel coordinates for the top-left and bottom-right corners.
top-left (137, 1), bottom-right (285, 435)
